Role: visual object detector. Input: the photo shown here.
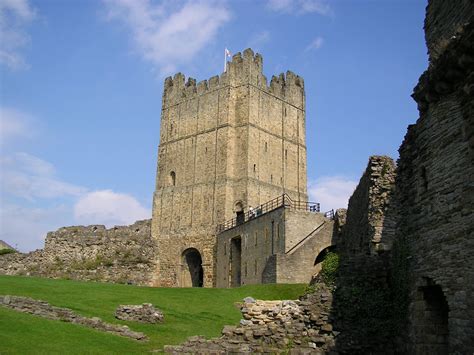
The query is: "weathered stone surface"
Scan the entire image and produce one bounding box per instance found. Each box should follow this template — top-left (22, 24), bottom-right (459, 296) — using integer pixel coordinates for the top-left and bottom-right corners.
top-left (115, 303), bottom-right (164, 323)
top-left (151, 49), bottom-right (309, 288)
top-left (0, 220), bottom-right (157, 286)
top-left (339, 155), bottom-right (398, 255)
top-left (0, 295), bottom-right (147, 341)
top-left (164, 286), bottom-right (338, 353)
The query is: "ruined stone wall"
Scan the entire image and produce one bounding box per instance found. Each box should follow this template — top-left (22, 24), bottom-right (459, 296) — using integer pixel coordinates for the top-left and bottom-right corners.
top-left (152, 48), bottom-right (307, 287)
top-left (340, 156), bottom-right (397, 255)
top-left (424, 0), bottom-right (474, 62)
top-left (395, 4), bottom-right (474, 351)
top-left (0, 220), bottom-right (157, 286)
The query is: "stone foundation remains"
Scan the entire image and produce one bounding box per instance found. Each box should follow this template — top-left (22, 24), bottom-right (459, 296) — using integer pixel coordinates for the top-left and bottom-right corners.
top-left (0, 295), bottom-right (147, 341)
top-left (115, 304), bottom-right (164, 324)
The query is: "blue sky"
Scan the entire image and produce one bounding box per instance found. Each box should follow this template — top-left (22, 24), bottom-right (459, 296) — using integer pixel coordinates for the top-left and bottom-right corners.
top-left (0, 0), bottom-right (427, 251)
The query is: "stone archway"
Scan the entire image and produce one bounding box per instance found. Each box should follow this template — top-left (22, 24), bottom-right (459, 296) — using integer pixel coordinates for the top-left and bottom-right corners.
top-left (313, 246), bottom-right (335, 277)
top-left (181, 248), bottom-right (203, 287)
top-left (412, 278), bottom-right (449, 353)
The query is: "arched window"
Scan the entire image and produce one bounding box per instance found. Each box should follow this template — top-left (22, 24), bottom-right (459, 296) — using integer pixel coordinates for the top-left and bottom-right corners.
top-left (169, 171), bottom-right (176, 186)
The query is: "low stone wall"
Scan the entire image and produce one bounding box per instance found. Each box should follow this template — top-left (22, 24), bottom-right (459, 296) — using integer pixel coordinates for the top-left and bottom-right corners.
top-left (0, 220), bottom-right (158, 286)
top-left (115, 304), bottom-right (164, 323)
top-left (165, 284), bottom-right (338, 354)
top-left (0, 295), bottom-right (147, 341)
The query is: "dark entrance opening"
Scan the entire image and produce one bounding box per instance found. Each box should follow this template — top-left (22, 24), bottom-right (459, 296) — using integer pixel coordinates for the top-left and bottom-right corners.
top-left (313, 246), bottom-right (335, 278)
top-left (414, 279), bottom-right (449, 353)
top-left (230, 237), bottom-right (242, 287)
top-left (236, 211), bottom-right (245, 225)
top-left (235, 202), bottom-right (245, 225)
top-left (181, 248), bottom-right (203, 287)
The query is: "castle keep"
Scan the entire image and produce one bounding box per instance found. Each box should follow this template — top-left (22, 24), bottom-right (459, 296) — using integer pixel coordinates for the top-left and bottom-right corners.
top-left (0, 49), bottom-right (335, 289)
top-left (152, 49), bottom-right (332, 288)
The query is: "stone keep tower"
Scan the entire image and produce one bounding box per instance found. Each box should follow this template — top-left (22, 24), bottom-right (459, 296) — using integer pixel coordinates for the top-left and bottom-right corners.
top-left (152, 48), bottom-right (307, 287)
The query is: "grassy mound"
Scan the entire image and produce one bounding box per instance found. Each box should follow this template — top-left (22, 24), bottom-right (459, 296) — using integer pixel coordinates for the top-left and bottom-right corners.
top-left (0, 276), bottom-right (305, 354)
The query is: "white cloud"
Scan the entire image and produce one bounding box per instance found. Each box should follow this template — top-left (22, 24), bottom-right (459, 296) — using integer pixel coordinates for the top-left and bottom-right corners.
top-left (0, 203), bottom-right (72, 252)
top-left (309, 176), bottom-right (358, 212)
top-left (0, 0), bottom-right (36, 70)
top-left (103, 0), bottom-right (231, 75)
top-left (248, 30), bottom-right (270, 50)
top-left (74, 190), bottom-right (150, 226)
top-left (1, 152), bottom-right (86, 201)
top-left (267, 0), bottom-right (331, 15)
top-left (0, 106), bottom-right (151, 251)
top-left (0, 107), bottom-right (35, 144)
top-left (305, 36), bottom-right (324, 51)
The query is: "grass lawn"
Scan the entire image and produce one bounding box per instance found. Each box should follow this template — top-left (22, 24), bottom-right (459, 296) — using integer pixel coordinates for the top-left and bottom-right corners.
top-left (0, 275), bottom-right (305, 354)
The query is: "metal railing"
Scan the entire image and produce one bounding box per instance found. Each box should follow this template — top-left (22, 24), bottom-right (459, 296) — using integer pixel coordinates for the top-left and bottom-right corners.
top-left (324, 209), bottom-right (335, 219)
top-left (216, 194), bottom-right (320, 234)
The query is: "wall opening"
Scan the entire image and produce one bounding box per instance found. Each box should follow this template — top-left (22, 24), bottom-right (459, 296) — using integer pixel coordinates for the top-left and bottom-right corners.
top-left (230, 237), bottom-right (242, 287)
top-left (235, 201), bottom-right (244, 225)
top-left (313, 246), bottom-right (336, 277)
top-left (169, 171), bottom-right (176, 186)
top-left (181, 248), bottom-right (203, 287)
top-left (413, 279), bottom-right (449, 353)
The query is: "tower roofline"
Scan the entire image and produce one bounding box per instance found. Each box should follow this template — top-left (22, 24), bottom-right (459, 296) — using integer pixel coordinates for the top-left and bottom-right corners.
top-left (162, 48), bottom-right (305, 108)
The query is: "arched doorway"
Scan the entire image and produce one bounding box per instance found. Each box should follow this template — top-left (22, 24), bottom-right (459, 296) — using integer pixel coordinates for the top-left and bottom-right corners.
top-left (313, 246), bottom-right (335, 277)
top-left (181, 248), bottom-right (203, 287)
top-left (413, 278), bottom-right (449, 353)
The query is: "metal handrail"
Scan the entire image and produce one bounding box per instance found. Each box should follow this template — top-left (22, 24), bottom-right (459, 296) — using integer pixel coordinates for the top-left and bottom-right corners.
top-left (216, 194), bottom-right (320, 234)
top-left (324, 209), bottom-right (335, 219)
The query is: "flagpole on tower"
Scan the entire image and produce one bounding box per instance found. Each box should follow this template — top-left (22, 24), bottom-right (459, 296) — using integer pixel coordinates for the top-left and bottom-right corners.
top-left (224, 48), bottom-right (231, 72)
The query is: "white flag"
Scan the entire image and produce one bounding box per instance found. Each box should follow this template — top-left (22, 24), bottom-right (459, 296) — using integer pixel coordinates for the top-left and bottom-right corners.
top-left (224, 48), bottom-right (232, 71)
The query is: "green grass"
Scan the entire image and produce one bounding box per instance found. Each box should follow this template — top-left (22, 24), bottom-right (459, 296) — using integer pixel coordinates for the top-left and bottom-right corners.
top-left (0, 276), bottom-right (305, 354)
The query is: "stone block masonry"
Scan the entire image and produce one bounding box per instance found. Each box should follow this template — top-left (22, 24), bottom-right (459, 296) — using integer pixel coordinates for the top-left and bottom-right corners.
top-left (0, 220), bottom-right (158, 286)
top-left (0, 295), bottom-right (147, 341)
top-left (339, 155), bottom-right (397, 256)
top-left (152, 48), bottom-right (309, 287)
top-left (396, 4), bottom-right (474, 351)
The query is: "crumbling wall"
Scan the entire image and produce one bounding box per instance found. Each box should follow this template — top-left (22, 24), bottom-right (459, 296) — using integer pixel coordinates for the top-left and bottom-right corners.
top-left (396, 2), bottom-right (474, 351)
top-left (424, 0), bottom-right (474, 61)
top-left (0, 220), bottom-right (157, 286)
top-left (339, 155), bottom-right (397, 255)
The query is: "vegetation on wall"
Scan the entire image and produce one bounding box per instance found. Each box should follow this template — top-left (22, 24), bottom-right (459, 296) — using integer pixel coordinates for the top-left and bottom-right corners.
top-left (320, 252), bottom-right (339, 286)
top-left (0, 249), bottom-right (16, 255)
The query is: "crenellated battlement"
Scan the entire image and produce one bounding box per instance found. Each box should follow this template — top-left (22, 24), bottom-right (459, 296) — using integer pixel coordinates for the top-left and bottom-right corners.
top-left (162, 48), bottom-right (305, 109)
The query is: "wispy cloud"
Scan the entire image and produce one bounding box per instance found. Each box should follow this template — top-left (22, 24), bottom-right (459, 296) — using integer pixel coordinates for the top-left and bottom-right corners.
top-left (309, 176), bottom-right (357, 211)
top-left (0, 106), bottom-right (151, 251)
top-left (267, 0), bottom-right (331, 15)
top-left (248, 30), bottom-right (270, 50)
top-left (0, 203), bottom-right (71, 252)
top-left (305, 36), bottom-right (324, 51)
top-left (0, 0), bottom-right (36, 70)
top-left (1, 152), bottom-right (86, 201)
top-left (0, 107), bottom-right (36, 145)
top-left (74, 190), bottom-right (150, 226)
top-left (103, 0), bottom-right (231, 76)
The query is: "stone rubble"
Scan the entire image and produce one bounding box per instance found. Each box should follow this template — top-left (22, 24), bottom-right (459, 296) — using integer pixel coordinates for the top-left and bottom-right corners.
top-left (0, 295), bottom-right (147, 341)
top-left (164, 284), bottom-right (337, 354)
top-left (115, 303), bottom-right (164, 323)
